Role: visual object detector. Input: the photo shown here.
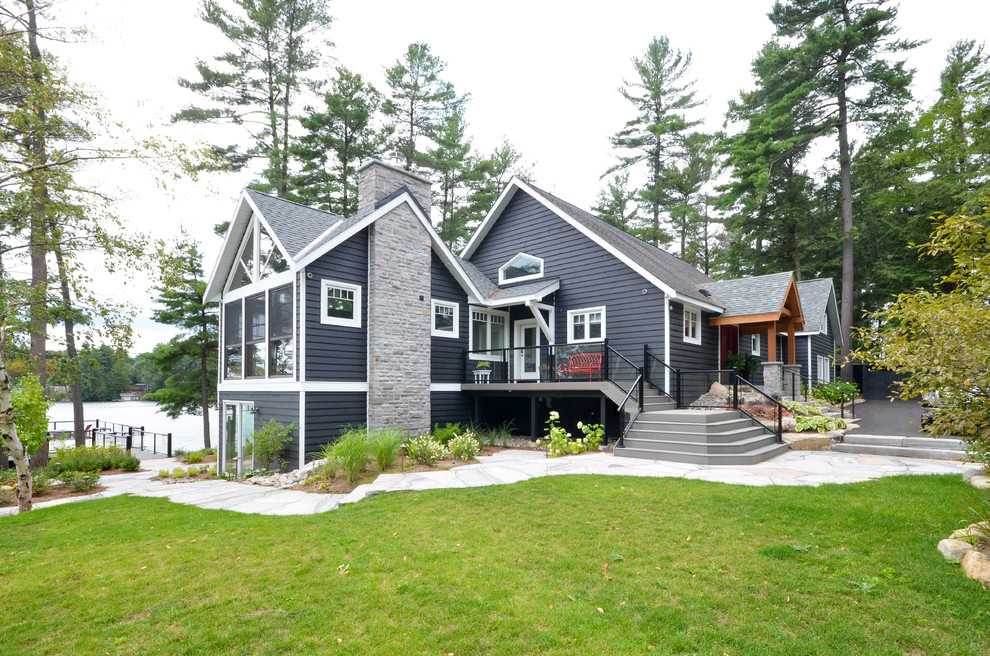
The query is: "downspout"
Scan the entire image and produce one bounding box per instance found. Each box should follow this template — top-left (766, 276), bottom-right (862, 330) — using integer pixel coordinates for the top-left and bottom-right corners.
top-left (298, 269), bottom-right (306, 471)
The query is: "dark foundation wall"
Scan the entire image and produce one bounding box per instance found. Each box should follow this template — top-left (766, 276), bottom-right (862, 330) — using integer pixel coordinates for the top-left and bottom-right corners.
top-left (471, 393), bottom-right (619, 441)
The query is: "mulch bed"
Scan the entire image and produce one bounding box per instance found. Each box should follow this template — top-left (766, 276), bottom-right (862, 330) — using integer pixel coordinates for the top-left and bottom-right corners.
top-left (1, 484), bottom-right (109, 507)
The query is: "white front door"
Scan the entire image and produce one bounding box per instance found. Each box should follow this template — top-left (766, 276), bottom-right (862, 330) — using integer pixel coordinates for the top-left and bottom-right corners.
top-left (514, 320), bottom-right (540, 381)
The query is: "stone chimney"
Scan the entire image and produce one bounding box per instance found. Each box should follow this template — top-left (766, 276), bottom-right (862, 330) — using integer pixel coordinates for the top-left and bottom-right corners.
top-left (357, 158), bottom-right (433, 217)
top-left (360, 158), bottom-right (434, 436)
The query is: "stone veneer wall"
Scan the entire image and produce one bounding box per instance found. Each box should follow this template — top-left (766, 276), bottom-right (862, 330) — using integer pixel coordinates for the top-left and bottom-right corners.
top-left (361, 160), bottom-right (433, 435)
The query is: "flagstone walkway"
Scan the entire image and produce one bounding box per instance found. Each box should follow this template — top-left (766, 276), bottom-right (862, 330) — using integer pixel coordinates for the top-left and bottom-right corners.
top-left (1, 449), bottom-right (979, 518)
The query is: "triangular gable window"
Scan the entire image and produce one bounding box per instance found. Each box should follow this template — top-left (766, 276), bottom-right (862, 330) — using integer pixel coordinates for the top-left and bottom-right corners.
top-left (228, 212), bottom-right (290, 291)
top-left (499, 252), bottom-right (544, 284)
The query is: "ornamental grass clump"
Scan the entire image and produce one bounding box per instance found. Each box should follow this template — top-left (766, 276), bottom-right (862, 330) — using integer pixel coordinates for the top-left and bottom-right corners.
top-left (331, 426), bottom-right (372, 485)
top-left (406, 435), bottom-right (445, 465)
top-left (368, 427), bottom-right (404, 471)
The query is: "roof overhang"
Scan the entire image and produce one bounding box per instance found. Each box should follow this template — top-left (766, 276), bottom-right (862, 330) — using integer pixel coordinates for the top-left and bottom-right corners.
top-left (483, 280), bottom-right (561, 308)
top-left (203, 190), bottom-right (296, 303)
top-left (462, 178), bottom-right (723, 314)
top-left (709, 276), bottom-right (804, 331)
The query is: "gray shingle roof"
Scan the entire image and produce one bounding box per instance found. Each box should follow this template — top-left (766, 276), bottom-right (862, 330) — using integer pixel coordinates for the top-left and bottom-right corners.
top-left (796, 279), bottom-right (833, 332)
top-left (245, 189), bottom-right (343, 259)
top-left (527, 185), bottom-right (716, 306)
top-left (700, 271), bottom-right (795, 317)
top-left (455, 257), bottom-right (499, 299)
top-left (455, 256), bottom-right (558, 302)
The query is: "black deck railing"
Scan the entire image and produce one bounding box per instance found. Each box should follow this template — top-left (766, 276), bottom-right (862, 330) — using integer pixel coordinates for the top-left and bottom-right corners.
top-left (465, 340), bottom-right (612, 384)
top-left (644, 346), bottom-right (678, 404)
top-left (48, 420), bottom-right (173, 457)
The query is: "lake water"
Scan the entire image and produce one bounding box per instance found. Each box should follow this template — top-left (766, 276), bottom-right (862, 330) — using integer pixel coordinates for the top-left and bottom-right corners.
top-left (49, 401), bottom-right (219, 453)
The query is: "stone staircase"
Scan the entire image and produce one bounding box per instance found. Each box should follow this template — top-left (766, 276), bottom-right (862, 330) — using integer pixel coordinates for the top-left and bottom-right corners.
top-left (831, 434), bottom-right (967, 461)
top-left (613, 386), bottom-right (790, 465)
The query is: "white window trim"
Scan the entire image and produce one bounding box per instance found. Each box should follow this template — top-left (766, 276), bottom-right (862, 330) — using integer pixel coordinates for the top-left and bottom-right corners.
top-left (751, 334), bottom-right (761, 357)
top-left (817, 355), bottom-right (833, 383)
top-left (431, 299), bottom-right (459, 338)
top-left (320, 279), bottom-right (362, 328)
top-left (498, 252), bottom-right (544, 285)
top-left (468, 306), bottom-right (509, 358)
top-left (567, 306), bottom-right (606, 343)
top-left (682, 304), bottom-right (702, 345)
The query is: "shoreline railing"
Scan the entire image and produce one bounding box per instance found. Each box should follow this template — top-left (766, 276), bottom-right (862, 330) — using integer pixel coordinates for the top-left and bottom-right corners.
top-left (47, 420), bottom-right (173, 457)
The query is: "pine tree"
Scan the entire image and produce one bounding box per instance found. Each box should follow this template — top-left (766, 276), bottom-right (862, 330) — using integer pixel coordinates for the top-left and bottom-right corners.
top-left (383, 42), bottom-right (459, 170)
top-left (174, 0), bottom-right (332, 197)
top-left (292, 67), bottom-right (388, 216)
top-left (145, 240), bottom-right (219, 450)
top-left (609, 36), bottom-right (700, 247)
top-left (422, 103), bottom-right (476, 250)
top-left (593, 172), bottom-right (638, 231)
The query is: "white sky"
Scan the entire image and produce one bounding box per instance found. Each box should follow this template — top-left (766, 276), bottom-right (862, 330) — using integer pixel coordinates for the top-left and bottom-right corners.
top-left (37, 0), bottom-right (988, 353)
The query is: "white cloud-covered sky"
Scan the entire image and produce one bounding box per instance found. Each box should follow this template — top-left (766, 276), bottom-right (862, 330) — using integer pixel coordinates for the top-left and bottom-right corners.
top-left (36, 0), bottom-right (987, 353)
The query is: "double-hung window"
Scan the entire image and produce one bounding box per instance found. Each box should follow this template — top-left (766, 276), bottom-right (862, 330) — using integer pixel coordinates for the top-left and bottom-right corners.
top-left (751, 334), bottom-right (761, 357)
top-left (224, 302), bottom-right (243, 379)
top-left (817, 355), bottom-right (833, 383)
top-left (269, 285), bottom-right (293, 376)
top-left (683, 305), bottom-right (701, 345)
top-left (244, 293), bottom-right (266, 378)
top-left (432, 300), bottom-right (459, 338)
top-left (567, 307), bottom-right (604, 343)
top-left (470, 309), bottom-right (507, 357)
top-left (321, 280), bottom-right (361, 327)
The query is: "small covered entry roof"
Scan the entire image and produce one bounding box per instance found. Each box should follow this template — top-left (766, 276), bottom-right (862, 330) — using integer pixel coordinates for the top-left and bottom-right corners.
top-left (701, 272), bottom-right (804, 363)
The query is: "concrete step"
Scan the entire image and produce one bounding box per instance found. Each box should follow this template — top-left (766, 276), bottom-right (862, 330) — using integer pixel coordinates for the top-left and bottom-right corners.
top-left (614, 441), bottom-right (789, 466)
top-left (632, 417), bottom-right (759, 435)
top-left (637, 409), bottom-right (741, 424)
top-left (841, 434), bottom-right (964, 450)
top-left (621, 432), bottom-right (780, 456)
top-left (642, 401), bottom-right (677, 412)
top-left (626, 425), bottom-right (768, 446)
top-left (830, 443), bottom-right (966, 461)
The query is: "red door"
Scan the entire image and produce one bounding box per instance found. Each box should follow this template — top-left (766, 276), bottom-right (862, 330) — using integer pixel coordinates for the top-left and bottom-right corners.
top-left (720, 325), bottom-right (739, 369)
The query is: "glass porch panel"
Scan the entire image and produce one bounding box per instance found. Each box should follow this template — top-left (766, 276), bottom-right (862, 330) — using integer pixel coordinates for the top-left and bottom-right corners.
top-left (223, 405), bottom-right (237, 476)
top-left (239, 405), bottom-right (254, 473)
top-left (678, 370), bottom-right (735, 408)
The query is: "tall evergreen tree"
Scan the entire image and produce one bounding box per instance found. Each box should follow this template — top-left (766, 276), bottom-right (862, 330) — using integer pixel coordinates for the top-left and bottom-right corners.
top-left (593, 172), bottom-right (638, 231)
top-left (174, 0), bottom-right (332, 198)
top-left (292, 66), bottom-right (388, 216)
top-left (145, 240), bottom-right (219, 450)
top-left (383, 42), bottom-right (459, 170)
top-left (609, 36), bottom-right (700, 248)
top-left (422, 103), bottom-right (476, 250)
top-left (764, 0), bottom-right (919, 380)
top-left (661, 132), bottom-right (718, 267)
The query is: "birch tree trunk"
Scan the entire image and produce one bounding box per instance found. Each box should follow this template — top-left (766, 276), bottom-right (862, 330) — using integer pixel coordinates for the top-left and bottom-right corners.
top-left (0, 334), bottom-right (33, 513)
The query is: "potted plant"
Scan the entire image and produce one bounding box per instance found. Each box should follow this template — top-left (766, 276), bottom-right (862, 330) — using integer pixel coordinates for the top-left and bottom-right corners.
top-left (474, 360), bottom-right (492, 383)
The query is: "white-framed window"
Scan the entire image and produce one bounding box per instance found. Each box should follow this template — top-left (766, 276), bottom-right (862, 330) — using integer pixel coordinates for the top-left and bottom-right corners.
top-left (469, 308), bottom-right (508, 357)
top-left (567, 307), bottom-right (605, 343)
top-left (683, 305), bottom-right (701, 345)
top-left (431, 300), bottom-right (459, 338)
top-left (226, 212), bottom-right (289, 292)
top-left (320, 280), bottom-right (361, 327)
top-left (751, 334), bottom-right (761, 357)
top-left (817, 355), bottom-right (833, 383)
top-left (822, 317), bottom-right (829, 335)
top-left (498, 252), bottom-right (544, 284)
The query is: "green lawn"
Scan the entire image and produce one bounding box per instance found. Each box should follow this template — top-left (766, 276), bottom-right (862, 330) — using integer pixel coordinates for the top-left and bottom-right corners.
top-left (1, 474), bottom-right (987, 655)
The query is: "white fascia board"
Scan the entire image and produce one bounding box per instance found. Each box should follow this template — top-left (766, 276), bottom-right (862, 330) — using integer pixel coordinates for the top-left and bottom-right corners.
top-left (250, 200), bottom-right (296, 277)
top-left (430, 383), bottom-right (462, 392)
top-left (461, 180), bottom-right (520, 258)
top-left (467, 179), bottom-right (723, 314)
top-left (485, 280), bottom-right (561, 308)
top-left (292, 193), bottom-right (486, 304)
top-left (204, 190), bottom-right (254, 303)
top-left (219, 381), bottom-right (369, 393)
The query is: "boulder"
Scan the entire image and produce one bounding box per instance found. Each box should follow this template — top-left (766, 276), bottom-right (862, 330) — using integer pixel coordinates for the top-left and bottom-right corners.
top-left (970, 475), bottom-right (990, 490)
top-left (709, 381), bottom-right (729, 396)
top-left (782, 416), bottom-right (797, 432)
top-left (961, 551), bottom-right (990, 587)
top-left (783, 434), bottom-right (832, 451)
top-left (949, 522), bottom-right (990, 543)
top-left (938, 538), bottom-right (976, 562)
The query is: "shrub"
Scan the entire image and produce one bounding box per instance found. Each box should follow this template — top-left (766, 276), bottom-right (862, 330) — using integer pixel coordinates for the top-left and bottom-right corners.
top-left (32, 473), bottom-right (52, 495)
top-left (0, 487), bottom-right (15, 505)
top-left (49, 446), bottom-right (139, 473)
top-left (331, 427), bottom-right (371, 484)
top-left (782, 400), bottom-right (823, 416)
top-left (448, 432), bottom-right (481, 461)
top-left (186, 451), bottom-right (204, 464)
top-left (58, 471), bottom-right (101, 492)
top-left (251, 419), bottom-right (297, 472)
top-left (812, 380), bottom-right (859, 406)
top-left (794, 415), bottom-right (847, 434)
top-left (158, 469), bottom-right (171, 478)
top-left (538, 412), bottom-right (603, 457)
top-left (368, 428), bottom-right (404, 471)
top-left (431, 423), bottom-right (462, 446)
top-left (578, 422), bottom-right (605, 451)
top-left (172, 467), bottom-right (187, 478)
top-left (407, 435), bottom-right (446, 465)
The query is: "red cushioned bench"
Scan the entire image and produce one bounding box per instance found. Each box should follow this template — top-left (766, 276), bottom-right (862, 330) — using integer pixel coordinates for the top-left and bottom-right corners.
top-left (558, 353), bottom-right (603, 381)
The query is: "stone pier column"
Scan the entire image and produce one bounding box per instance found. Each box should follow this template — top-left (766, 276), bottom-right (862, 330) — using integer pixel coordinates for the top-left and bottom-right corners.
top-left (762, 362), bottom-right (783, 399)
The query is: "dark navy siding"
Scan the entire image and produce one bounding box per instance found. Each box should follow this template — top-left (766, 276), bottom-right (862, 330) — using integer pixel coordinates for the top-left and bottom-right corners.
top-left (810, 332), bottom-right (836, 383)
top-left (303, 392), bottom-right (367, 459)
top-left (431, 251), bottom-right (469, 383)
top-left (218, 391), bottom-right (300, 466)
top-left (304, 229), bottom-right (368, 382)
top-left (667, 304), bottom-right (719, 370)
top-left (468, 190), bottom-right (666, 365)
top-left (431, 391), bottom-right (471, 427)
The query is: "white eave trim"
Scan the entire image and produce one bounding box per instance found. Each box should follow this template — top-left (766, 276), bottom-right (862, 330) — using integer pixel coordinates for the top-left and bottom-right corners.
top-left (292, 192), bottom-right (487, 304)
top-left (462, 178), bottom-right (722, 314)
top-left (485, 280), bottom-right (561, 308)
